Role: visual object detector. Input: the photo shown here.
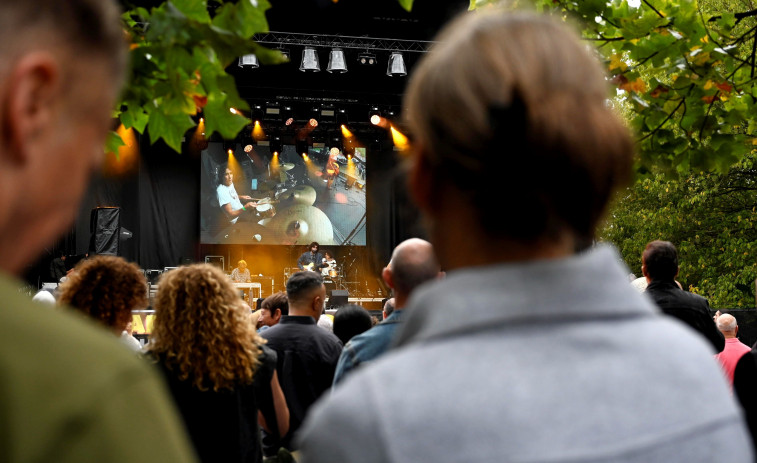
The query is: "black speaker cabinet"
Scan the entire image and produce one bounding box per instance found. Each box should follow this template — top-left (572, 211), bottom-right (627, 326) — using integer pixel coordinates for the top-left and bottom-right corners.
top-left (328, 289), bottom-right (349, 309)
top-left (89, 207), bottom-right (120, 256)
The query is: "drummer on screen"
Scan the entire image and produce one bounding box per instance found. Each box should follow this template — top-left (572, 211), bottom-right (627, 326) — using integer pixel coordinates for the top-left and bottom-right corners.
top-left (321, 251), bottom-right (337, 277)
top-left (217, 167), bottom-right (258, 224)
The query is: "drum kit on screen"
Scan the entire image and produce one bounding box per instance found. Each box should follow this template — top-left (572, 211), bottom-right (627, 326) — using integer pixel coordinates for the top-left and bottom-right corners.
top-left (214, 162), bottom-right (336, 245)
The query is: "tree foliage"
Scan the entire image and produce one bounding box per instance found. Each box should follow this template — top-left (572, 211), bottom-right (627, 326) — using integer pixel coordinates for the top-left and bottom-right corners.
top-left (600, 154), bottom-right (757, 307)
top-left (112, 0), bottom-right (414, 154)
top-left (467, 0), bottom-right (757, 174)
top-left (113, 0), bottom-right (280, 153)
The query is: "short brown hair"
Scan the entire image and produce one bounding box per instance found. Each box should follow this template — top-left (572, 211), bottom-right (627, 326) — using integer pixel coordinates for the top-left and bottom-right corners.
top-left (404, 11), bottom-right (633, 243)
top-left (643, 240), bottom-right (679, 282)
top-left (58, 255), bottom-right (147, 331)
top-left (261, 291), bottom-right (289, 316)
top-left (0, 1), bottom-right (127, 81)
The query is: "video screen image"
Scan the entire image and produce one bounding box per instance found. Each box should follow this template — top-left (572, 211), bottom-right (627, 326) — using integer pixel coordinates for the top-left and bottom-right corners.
top-left (200, 142), bottom-right (366, 245)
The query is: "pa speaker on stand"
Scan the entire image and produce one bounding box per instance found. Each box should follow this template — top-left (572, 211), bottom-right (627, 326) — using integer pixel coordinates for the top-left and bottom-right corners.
top-left (89, 207), bottom-right (121, 256)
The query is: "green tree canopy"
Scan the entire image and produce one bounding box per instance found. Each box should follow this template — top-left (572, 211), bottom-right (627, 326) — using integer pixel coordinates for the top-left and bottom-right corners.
top-left (600, 154), bottom-right (757, 307)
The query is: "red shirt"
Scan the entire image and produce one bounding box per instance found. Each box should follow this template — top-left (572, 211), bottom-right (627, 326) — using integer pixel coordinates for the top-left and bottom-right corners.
top-left (716, 337), bottom-right (752, 385)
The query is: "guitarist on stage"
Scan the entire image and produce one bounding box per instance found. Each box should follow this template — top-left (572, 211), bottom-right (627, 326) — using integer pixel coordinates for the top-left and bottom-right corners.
top-left (297, 242), bottom-right (328, 272)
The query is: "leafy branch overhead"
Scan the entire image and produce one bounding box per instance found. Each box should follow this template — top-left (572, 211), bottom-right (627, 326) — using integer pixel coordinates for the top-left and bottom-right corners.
top-left (112, 0), bottom-right (413, 154)
top-left (472, 0), bottom-right (757, 174)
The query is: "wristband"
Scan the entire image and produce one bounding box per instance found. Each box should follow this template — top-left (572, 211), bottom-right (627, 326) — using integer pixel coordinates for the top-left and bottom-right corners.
top-left (241, 206), bottom-right (246, 211)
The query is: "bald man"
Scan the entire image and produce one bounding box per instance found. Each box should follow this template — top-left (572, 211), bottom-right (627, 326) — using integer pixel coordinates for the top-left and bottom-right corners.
top-left (332, 238), bottom-right (441, 385)
top-left (715, 313), bottom-right (751, 385)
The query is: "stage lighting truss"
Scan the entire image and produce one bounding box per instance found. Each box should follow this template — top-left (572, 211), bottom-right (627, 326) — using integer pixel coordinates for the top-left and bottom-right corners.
top-left (251, 31), bottom-right (433, 76)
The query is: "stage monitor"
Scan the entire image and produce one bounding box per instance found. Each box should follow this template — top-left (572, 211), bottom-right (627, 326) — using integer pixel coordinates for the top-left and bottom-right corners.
top-left (205, 256), bottom-right (225, 271)
top-left (200, 142), bottom-right (366, 245)
top-left (328, 289), bottom-right (349, 309)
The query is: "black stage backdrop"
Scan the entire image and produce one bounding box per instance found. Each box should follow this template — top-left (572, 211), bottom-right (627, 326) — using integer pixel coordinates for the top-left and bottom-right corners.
top-left (25, 135), bottom-right (423, 292)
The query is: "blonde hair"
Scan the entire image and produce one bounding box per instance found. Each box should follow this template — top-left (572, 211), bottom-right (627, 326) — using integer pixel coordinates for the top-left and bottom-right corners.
top-left (238, 259), bottom-right (247, 268)
top-left (405, 11), bottom-right (633, 242)
top-left (149, 264), bottom-right (262, 391)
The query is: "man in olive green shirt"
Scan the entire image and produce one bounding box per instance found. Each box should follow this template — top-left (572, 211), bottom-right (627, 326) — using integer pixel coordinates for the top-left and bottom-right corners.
top-left (0, 1), bottom-right (196, 461)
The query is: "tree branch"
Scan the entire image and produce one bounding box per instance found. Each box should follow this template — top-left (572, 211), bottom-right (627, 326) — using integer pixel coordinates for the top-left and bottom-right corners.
top-left (698, 91), bottom-right (719, 141)
top-left (642, 0), bottom-right (665, 19)
top-left (638, 99), bottom-right (685, 142)
top-left (710, 8), bottom-right (757, 24)
top-left (751, 26), bottom-right (757, 78)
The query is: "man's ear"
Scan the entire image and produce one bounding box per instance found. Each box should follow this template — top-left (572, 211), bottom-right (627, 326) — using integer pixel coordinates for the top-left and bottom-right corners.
top-left (312, 294), bottom-right (323, 314)
top-left (1, 52), bottom-right (61, 164)
top-left (382, 266), bottom-right (394, 290)
top-left (675, 266), bottom-right (680, 278)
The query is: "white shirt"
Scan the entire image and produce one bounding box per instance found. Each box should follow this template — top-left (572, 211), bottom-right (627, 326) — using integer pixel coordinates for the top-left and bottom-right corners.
top-left (217, 183), bottom-right (244, 224)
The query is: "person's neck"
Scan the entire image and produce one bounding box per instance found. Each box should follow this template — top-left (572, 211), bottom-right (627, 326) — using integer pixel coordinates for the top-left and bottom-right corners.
top-left (433, 228), bottom-right (576, 271)
top-left (289, 307), bottom-right (317, 319)
top-left (724, 332), bottom-right (737, 339)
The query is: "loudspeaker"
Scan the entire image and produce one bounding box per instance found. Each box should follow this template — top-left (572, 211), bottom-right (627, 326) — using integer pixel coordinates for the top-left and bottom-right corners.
top-left (329, 290), bottom-right (349, 308)
top-left (89, 207), bottom-right (120, 256)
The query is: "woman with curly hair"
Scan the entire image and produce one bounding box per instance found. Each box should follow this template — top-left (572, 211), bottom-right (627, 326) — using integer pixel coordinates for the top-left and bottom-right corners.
top-left (148, 263), bottom-right (289, 463)
top-left (57, 255), bottom-right (147, 352)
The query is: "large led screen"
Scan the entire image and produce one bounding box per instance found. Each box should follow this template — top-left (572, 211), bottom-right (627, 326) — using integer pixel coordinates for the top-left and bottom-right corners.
top-left (200, 142), bottom-right (366, 245)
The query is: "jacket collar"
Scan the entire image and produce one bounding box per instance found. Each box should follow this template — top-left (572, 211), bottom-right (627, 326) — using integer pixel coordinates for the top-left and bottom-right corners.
top-left (394, 245), bottom-right (658, 347)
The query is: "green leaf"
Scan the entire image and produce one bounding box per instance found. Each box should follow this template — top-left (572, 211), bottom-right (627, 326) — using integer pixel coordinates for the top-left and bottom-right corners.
top-left (212, 1), bottom-right (270, 39)
top-left (121, 105), bottom-right (149, 134)
top-left (203, 92), bottom-right (250, 140)
top-left (105, 130), bottom-right (125, 157)
top-left (171, 0), bottom-right (210, 23)
top-left (397, 0), bottom-right (413, 12)
top-left (148, 109), bottom-right (195, 152)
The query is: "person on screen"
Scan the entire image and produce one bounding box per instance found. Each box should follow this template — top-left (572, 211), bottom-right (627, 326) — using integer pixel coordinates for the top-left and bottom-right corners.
top-left (217, 167), bottom-right (258, 224)
top-left (324, 154), bottom-right (340, 190)
top-left (297, 242), bottom-right (327, 272)
top-left (321, 251), bottom-right (336, 277)
top-left (230, 259), bottom-right (252, 283)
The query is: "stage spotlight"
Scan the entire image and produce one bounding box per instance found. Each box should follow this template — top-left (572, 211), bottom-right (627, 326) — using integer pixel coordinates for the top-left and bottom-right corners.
top-left (341, 125), bottom-right (353, 138)
top-left (244, 144), bottom-right (253, 153)
top-left (270, 137), bottom-right (282, 154)
top-left (252, 120), bottom-right (266, 140)
top-left (238, 54), bottom-right (259, 68)
top-left (330, 146), bottom-right (341, 157)
top-left (358, 52), bottom-right (377, 65)
top-left (327, 48), bottom-right (347, 73)
top-left (281, 106), bottom-right (293, 125)
top-left (296, 139), bottom-right (310, 157)
top-left (369, 107), bottom-right (382, 125)
top-left (387, 52), bottom-right (407, 77)
top-left (300, 47), bottom-right (320, 72)
top-left (391, 125), bottom-right (410, 151)
top-left (335, 108), bottom-right (348, 125)
top-left (309, 118), bottom-right (318, 128)
top-left (251, 104), bottom-right (264, 123)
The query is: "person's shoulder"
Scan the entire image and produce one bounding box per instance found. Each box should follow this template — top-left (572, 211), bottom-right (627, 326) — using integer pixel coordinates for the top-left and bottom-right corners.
top-left (0, 277), bottom-right (153, 381)
top-left (0, 275), bottom-right (197, 462)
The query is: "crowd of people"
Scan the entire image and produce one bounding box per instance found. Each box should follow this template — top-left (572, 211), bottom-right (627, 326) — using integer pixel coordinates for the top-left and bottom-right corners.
top-left (2, 1), bottom-right (757, 462)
